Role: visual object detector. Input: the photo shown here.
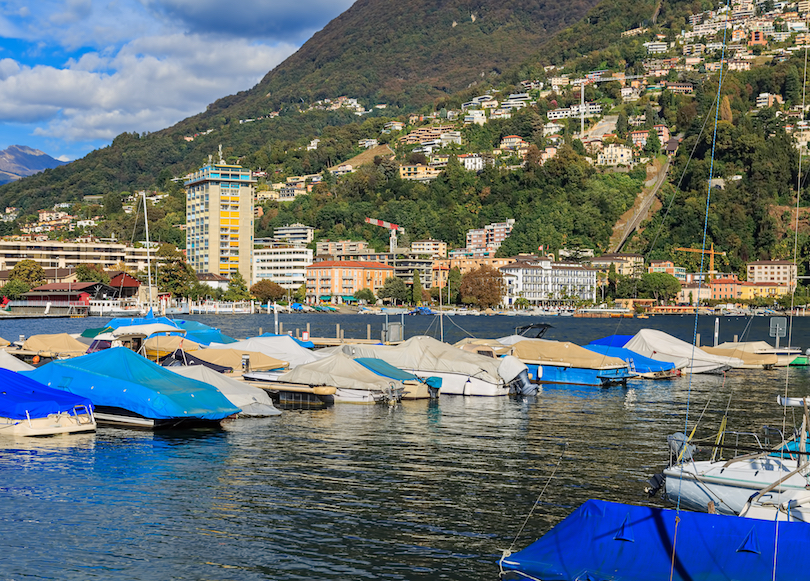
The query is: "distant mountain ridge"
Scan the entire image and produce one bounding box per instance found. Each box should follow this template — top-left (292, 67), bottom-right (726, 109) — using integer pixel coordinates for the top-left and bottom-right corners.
top-left (184, 0), bottom-right (603, 128)
top-left (0, 145), bottom-right (68, 186)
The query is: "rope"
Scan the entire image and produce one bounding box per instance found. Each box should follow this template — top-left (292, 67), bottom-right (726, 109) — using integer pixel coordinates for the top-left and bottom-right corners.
top-left (506, 442), bottom-right (567, 552)
top-left (672, 5), bottom-right (730, 581)
top-left (445, 314), bottom-right (476, 338)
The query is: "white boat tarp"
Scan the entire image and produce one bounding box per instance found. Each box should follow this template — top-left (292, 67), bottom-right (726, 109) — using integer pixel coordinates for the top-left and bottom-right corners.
top-left (278, 352), bottom-right (403, 393)
top-left (209, 336), bottom-right (317, 368)
top-left (324, 335), bottom-right (527, 384)
top-left (21, 333), bottom-right (88, 357)
top-left (624, 329), bottom-right (744, 374)
top-left (509, 339), bottom-right (629, 370)
top-left (191, 348), bottom-right (288, 372)
top-left (112, 323), bottom-right (185, 338)
top-left (168, 365), bottom-right (281, 416)
top-left (0, 349), bottom-right (34, 371)
top-left (453, 337), bottom-right (512, 356)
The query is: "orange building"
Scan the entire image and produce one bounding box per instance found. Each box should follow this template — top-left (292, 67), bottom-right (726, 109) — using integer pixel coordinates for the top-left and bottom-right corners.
top-left (431, 256), bottom-right (517, 288)
top-left (710, 276), bottom-right (741, 301)
top-left (305, 260), bottom-right (393, 303)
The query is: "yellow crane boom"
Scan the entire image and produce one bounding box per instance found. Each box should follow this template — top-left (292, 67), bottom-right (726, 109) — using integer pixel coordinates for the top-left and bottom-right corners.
top-left (674, 243), bottom-right (727, 278)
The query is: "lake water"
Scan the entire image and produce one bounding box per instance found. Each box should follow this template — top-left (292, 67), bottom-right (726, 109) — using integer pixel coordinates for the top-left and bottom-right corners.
top-left (2, 313), bottom-right (810, 580)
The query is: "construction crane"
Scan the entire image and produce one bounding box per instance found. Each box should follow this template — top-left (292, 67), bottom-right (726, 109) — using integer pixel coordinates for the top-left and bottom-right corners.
top-left (365, 217), bottom-right (403, 253)
top-left (674, 243), bottom-right (727, 279)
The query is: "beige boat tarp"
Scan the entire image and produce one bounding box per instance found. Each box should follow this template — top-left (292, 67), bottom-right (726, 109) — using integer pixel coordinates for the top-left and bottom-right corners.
top-left (0, 337), bottom-right (9, 347)
top-left (279, 352), bottom-right (402, 392)
top-left (144, 335), bottom-right (201, 356)
top-left (453, 338), bottom-right (512, 356)
top-left (192, 348), bottom-right (288, 372)
top-left (702, 346), bottom-right (778, 368)
top-left (21, 333), bottom-right (88, 357)
top-left (509, 340), bottom-right (629, 370)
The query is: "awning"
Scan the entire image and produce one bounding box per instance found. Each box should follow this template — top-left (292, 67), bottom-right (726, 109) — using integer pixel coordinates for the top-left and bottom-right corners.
top-left (319, 295), bottom-right (332, 300)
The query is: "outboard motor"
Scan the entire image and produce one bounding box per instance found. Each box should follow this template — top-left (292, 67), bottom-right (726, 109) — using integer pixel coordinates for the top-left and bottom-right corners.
top-left (645, 472), bottom-right (666, 497)
top-left (499, 355), bottom-right (536, 396)
top-left (425, 376), bottom-right (441, 399)
top-left (509, 368), bottom-right (536, 396)
top-left (667, 432), bottom-right (695, 463)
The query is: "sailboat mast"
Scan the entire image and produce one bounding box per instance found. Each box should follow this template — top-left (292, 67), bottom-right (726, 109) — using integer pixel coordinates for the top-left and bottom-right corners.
top-left (143, 191), bottom-right (153, 307)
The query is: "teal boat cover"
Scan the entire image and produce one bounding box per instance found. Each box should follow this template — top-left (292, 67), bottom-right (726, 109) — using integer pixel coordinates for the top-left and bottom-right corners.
top-left (499, 499), bottom-right (809, 581)
top-left (104, 315), bottom-right (236, 345)
top-left (0, 368), bottom-right (92, 420)
top-left (354, 357), bottom-right (418, 381)
top-left (23, 347), bottom-right (239, 420)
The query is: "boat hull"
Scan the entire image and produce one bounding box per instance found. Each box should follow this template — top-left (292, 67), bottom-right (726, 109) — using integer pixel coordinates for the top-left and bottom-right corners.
top-left (93, 406), bottom-right (226, 430)
top-left (0, 410), bottom-right (96, 436)
top-left (407, 370), bottom-right (510, 396)
top-left (663, 458), bottom-right (810, 515)
top-left (499, 499), bottom-right (810, 581)
top-left (525, 363), bottom-right (634, 387)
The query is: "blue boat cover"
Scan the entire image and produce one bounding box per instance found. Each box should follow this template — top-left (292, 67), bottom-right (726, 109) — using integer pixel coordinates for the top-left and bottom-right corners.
top-left (0, 368), bottom-right (92, 420)
top-left (589, 334), bottom-right (634, 347)
top-left (257, 333), bottom-right (314, 349)
top-left (584, 344), bottom-right (676, 374)
top-left (500, 499), bottom-right (809, 581)
top-left (23, 347), bottom-right (240, 420)
top-left (354, 357), bottom-right (418, 381)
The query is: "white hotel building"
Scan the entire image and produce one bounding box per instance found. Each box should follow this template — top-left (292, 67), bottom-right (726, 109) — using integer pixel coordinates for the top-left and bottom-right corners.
top-left (253, 246), bottom-right (314, 289)
top-left (501, 257), bottom-right (597, 305)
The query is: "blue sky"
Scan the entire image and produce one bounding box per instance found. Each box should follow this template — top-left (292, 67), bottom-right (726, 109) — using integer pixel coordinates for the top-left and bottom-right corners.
top-left (0, 0), bottom-right (355, 161)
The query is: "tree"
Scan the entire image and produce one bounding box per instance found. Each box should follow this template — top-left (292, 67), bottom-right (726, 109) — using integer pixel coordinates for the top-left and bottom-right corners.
top-left (447, 267), bottom-right (462, 304)
top-left (155, 244), bottom-right (196, 297)
top-left (459, 265), bottom-right (505, 309)
top-left (719, 95), bottom-right (733, 123)
top-left (377, 276), bottom-right (409, 304)
top-left (224, 271), bottom-right (251, 301)
top-left (411, 270), bottom-right (422, 305)
top-left (76, 263), bottom-right (110, 284)
top-left (104, 192), bottom-right (123, 215)
top-left (9, 260), bottom-right (45, 286)
top-left (1, 279), bottom-right (31, 300)
top-left (294, 283), bottom-right (307, 303)
top-left (250, 280), bottom-right (286, 303)
top-left (645, 130), bottom-right (661, 155)
top-left (641, 272), bottom-right (681, 303)
top-left (354, 288), bottom-right (375, 303)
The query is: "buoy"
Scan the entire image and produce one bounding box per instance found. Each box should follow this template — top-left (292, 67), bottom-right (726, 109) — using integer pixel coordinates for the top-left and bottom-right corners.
top-left (32, 355), bottom-right (40, 364)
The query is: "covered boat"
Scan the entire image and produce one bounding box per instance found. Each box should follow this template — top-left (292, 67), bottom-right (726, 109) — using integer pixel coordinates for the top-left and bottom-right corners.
top-left (168, 365), bottom-right (281, 416)
top-left (716, 341), bottom-right (800, 367)
top-left (187, 348), bottom-right (288, 374)
top-left (0, 350), bottom-right (35, 371)
top-left (584, 343), bottom-right (678, 379)
top-left (18, 333), bottom-right (88, 360)
top-left (498, 499), bottom-right (810, 581)
top-left (354, 357), bottom-right (437, 399)
top-left (324, 336), bottom-right (531, 396)
top-left (272, 352), bottom-right (404, 404)
top-left (0, 368), bottom-right (96, 436)
top-left (506, 339), bottom-right (635, 387)
top-left (143, 335), bottom-right (201, 360)
top-left (702, 346), bottom-right (778, 369)
top-left (24, 347), bottom-right (240, 428)
top-left (209, 336), bottom-right (318, 368)
top-left (624, 328), bottom-right (743, 374)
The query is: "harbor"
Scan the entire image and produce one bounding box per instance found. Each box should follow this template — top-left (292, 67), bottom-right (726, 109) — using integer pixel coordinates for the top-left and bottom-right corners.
top-left (2, 313), bottom-right (810, 580)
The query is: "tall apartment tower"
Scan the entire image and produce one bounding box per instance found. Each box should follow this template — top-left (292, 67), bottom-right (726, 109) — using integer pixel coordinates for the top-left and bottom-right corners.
top-left (185, 156), bottom-right (256, 282)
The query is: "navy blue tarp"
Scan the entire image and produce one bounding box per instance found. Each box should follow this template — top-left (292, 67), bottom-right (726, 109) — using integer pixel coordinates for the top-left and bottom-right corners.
top-left (499, 499), bottom-right (810, 581)
top-left (0, 368), bottom-right (92, 420)
top-left (24, 347), bottom-right (239, 420)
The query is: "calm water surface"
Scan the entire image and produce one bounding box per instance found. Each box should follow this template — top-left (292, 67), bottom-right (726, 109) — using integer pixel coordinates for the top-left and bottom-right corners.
top-left (2, 314), bottom-right (810, 580)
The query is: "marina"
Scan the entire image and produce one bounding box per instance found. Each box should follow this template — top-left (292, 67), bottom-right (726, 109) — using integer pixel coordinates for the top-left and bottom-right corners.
top-left (1, 313), bottom-right (809, 579)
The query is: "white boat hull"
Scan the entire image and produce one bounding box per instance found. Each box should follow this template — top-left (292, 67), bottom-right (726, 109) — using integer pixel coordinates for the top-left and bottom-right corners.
top-left (0, 411), bottom-right (96, 436)
top-left (407, 370), bottom-right (509, 396)
top-left (664, 457), bottom-right (810, 515)
top-left (333, 388), bottom-right (392, 404)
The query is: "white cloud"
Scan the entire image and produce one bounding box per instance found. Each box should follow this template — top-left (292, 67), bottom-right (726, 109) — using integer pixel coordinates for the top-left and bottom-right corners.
top-left (0, 33), bottom-right (297, 140)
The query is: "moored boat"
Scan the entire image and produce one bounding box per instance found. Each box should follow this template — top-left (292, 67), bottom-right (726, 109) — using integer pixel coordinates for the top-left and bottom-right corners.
top-left (0, 368), bottom-right (96, 436)
top-left (23, 347), bottom-right (240, 429)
